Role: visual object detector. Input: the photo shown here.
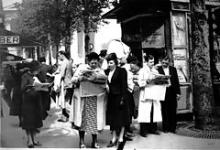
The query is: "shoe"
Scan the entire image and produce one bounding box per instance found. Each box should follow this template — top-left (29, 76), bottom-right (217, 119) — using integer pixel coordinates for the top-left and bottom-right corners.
top-left (124, 135), bottom-right (133, 141)
top-left (151, 131), bottom-right (160, 135)
top-left (27, 144), bottom-right (34, 148)
top-left (107, 140), bottom-right (117, 147)
top-left (117, 141), bottom-right (125, 150)
top-left (91, 142), bottom-right (100, 148)
top-left (33, 141), bottom-right (42, 146)
top-left (140, 133), bottom-right (147, 137)
top-left (79, 143), bottom-right (86, 148)
top-left (126, 132), bottom-right (135, 137)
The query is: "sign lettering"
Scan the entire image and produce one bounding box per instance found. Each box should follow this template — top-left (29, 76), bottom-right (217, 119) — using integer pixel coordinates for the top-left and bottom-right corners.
top-left (0, 36), bottom-right (20, 44)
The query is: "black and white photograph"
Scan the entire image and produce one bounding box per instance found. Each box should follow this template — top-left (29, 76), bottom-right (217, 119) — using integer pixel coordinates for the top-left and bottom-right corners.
top-left (1, 0), bottom-right (220, 149)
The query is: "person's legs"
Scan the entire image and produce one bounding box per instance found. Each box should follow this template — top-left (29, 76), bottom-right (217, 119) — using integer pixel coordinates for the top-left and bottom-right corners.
top-left (25, 129), bottom-right (33, 148)
top-left (79, 130), bottom-right (86, 148)
top-left (31, 129), bottom-right (41, 146)
top-left (149, 103), bottom-right (159, 134)
top-left (118, 127), bottom-right (125, 142)
top-left (124, 125), bottom-right (133, 141)
top-left (161, 101), bottom-right (169, 132)
top-left (107, 130), bottom-right (117, 147)
top-left (92, 134), bottom-right (100, 148)
top-left (117, 127), bottom-right (126, 150)
top-left (168, 100), bottom-right (177, 133)
top-left (140, 123), bottom-right (147, 137)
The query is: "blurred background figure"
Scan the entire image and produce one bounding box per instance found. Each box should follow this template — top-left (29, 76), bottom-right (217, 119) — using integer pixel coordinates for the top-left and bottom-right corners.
top-left (37, 57), bottom-right (54, 120)
top-left (99, 49), bottom-right (108, 70)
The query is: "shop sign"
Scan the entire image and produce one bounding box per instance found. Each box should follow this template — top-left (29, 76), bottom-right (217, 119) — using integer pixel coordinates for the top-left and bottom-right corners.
top-left (0, 36), bottom-right (20, 44)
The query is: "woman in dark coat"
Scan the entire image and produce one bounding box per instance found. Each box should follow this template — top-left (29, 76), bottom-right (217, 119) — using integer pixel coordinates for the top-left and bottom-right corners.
top-left (20, 61), bottom-right (43, 148)
top-left (9, 63), bottom-right (24, 126)
top-left (105, 53), bottom-right (130, 149)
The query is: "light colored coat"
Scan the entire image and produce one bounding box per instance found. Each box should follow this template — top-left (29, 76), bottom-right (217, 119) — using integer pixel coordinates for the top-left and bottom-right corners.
top-left (136, 65), bottom-right (165, 123)
top-left (71, 64), bottom-right (107, 130)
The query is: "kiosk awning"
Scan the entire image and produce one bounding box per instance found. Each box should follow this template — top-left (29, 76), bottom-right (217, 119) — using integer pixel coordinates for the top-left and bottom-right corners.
top-left (102, 0), bottom-right (170, 22)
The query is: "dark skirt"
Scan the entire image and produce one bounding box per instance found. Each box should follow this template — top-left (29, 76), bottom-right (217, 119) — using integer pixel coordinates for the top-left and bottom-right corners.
top-left (21, 89), bottom-right (43, 130)
top-left (106, 93), bottom-right (130, 131)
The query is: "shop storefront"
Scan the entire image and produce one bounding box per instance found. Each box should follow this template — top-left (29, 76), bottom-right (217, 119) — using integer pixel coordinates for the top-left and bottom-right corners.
top-left (103, 0), bottom-right (220, 114)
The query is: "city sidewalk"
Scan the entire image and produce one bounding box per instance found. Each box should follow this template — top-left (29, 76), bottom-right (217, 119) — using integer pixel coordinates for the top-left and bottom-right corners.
top-left (0, 99), bottom-right (112, 149)
top-left (1, 97), bottom-right (220, 149)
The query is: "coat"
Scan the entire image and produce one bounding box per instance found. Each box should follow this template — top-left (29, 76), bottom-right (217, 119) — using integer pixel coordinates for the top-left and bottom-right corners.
top-left (71, 64), bottom-right (107, 130)
top-left (136, 65), bottom-right (164, 123)
top-left (157, 66), bottom-right (181, 99)
top-left (105, 67), bottom-right (130, 130)
top-left (20, 71), bottom-right (43, 129)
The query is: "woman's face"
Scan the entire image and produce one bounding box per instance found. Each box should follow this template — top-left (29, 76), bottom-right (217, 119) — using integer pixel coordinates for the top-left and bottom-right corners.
top-left (130, 64), bottom-right (140, 74)
top-left (108, 60), bottom-right (116, 70)
top-left (89, 59), bottom-right (99, 69)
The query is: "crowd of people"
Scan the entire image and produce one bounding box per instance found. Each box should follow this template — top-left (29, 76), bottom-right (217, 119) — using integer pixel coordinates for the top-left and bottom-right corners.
top-left (1, 49), bottom-right (181, 149)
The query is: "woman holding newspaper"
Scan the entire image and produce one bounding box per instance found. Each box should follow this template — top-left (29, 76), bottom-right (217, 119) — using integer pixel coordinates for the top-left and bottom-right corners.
top-left (20, 61), bottom-right (52, 148)
top-left (72, 52), bottom-right (107, 148)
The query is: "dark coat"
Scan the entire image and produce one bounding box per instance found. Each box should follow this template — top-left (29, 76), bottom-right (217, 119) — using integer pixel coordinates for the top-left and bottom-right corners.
top-left (37, 63), bottom-right (54, 119)
top-left (158, 66), bottom-right (180, 99)
top-left (105, 67), bottom-right (130, 130)
top-left (37, 63), bottom-right (53, 83)
top-left (9, 70), bottom-right (22, 116)
top-left (20, 72), bottom-right (43, 130)
top-left (158, 65), bottom-right (180, 132)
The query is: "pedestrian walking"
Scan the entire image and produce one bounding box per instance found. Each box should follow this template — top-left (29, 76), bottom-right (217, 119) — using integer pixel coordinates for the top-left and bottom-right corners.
top-left (157, 56), bottom-right (181, 133)
top-left (72, 52), bottom-right (107, 148)
top-left (56, 51), bottom-right (74, 122)
top-left (9, 63), bottom-right (25, 126)
top-left (20, 61), bottom-right (50, 148)
top-left (105, 53), bottom-right (130, 150)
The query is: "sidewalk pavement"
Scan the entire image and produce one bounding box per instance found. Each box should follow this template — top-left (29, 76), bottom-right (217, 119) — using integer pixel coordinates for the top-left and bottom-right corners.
top-left (1, 99), bottom-right (112, 149)
top-left (1, 97), bottom-right (220, 149)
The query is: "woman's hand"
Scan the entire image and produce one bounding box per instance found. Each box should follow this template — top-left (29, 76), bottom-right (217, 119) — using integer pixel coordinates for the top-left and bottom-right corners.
top-left (87, 75), bottom-right (96, 81)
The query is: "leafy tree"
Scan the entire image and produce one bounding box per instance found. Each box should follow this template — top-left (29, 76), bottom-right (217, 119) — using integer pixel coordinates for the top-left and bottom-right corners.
top-left (12, 0), bottom-right (110, 58)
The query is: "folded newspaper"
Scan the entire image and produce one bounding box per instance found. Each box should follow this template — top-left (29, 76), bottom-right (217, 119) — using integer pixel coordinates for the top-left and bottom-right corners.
top-left (152, 73), bottom-right (170, 85)
top-left (33, 76), bottom-right (52, 91)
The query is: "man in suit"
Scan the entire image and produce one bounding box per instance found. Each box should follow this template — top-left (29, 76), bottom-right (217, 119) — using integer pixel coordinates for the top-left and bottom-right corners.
top-left (157, 56), bottom-right (181, 133)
